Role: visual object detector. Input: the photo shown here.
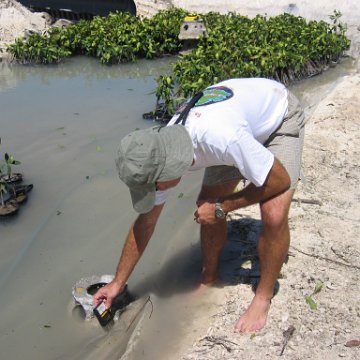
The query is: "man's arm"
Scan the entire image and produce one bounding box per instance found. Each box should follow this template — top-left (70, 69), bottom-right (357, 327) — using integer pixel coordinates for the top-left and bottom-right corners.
top-left (94, 203), bottom-right (165, 308)
top-left (196, 158), bottom-right (290, 223)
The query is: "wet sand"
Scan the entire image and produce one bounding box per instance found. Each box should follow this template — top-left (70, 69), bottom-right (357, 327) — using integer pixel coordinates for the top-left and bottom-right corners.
top-left (0, 56), bottom-right (205, 359)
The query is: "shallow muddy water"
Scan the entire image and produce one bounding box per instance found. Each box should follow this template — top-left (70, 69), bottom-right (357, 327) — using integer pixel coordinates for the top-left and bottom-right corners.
top-left (0, 55), bottom-right (357, 360)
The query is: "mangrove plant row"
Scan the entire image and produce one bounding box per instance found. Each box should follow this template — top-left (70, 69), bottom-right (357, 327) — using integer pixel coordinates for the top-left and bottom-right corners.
top-left (155, 10), bottom-right (350, 116)
top-left (7, 9), bottom-right (350, 118)
top-left (7, 9), bottom-right (187, 64)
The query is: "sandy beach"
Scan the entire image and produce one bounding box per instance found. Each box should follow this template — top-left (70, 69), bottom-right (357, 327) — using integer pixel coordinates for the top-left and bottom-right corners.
top-left (176, 72), bottom-right (360, 360)
top-left (0, 1), bottom-right (359, 359)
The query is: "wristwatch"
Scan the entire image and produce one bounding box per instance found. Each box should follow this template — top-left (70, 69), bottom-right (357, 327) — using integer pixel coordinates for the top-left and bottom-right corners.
top-left (214, 201), bottom-right (227, 219)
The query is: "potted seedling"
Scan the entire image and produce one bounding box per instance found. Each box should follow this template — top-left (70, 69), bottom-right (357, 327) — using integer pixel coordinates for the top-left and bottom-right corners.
top-left (0, 139), bottom-right (33, 216)
top-left (0, 165), bottom-right (18, 216)
top-left (2, 152), bottom-right (33, 205)
top-left (2, 152), bottom-right (23, 184)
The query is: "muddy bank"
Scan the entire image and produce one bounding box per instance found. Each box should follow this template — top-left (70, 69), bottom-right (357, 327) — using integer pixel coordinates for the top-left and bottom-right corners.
top-left (114, 68), bottom-right (360, 360)
top-left (172, 73), bottom-right (360, 360)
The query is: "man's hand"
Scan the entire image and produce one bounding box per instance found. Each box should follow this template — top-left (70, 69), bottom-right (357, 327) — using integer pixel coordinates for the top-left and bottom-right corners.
top-left (93, 280), bottom-right (125, 309)
top-left (195, 200), bottom-right (222, 225)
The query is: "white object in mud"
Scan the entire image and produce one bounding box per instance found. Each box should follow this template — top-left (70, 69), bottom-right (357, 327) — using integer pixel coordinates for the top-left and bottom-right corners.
top-left (72, 274), bottom-right (114, 320)
top-left (179, 18), bottom-right (208, 40)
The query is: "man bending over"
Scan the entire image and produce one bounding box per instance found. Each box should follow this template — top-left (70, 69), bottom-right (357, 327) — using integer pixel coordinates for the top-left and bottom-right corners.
top-left (94, 78), bottom-right (305, 332)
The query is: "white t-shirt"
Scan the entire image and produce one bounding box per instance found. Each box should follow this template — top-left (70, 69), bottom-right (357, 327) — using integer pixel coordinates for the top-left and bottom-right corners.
top-left (155, 78), bottom-right (288, 205)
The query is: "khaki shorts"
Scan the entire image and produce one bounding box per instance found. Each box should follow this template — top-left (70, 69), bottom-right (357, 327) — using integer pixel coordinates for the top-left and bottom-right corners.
top-left (202, 91), bottom-right (305, 190)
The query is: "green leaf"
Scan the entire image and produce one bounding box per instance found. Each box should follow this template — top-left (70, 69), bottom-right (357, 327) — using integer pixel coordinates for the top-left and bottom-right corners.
top-left (313, 282), bottom-right (324, 294)
top-left (305, 295), bottom-right (317, 310)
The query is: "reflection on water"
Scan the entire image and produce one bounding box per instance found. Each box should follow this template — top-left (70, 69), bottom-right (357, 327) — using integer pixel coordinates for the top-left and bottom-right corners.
top-left (0, 55), bottom-right (357, 360)
top-left (0, 55), bottom-right (202, 360)
top-left (0, 55), bottom-right (176, 92)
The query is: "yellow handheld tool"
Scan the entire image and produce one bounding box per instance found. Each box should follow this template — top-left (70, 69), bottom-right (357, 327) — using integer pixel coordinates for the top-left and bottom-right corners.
top-left (184, 15), bottom-right (199, 22)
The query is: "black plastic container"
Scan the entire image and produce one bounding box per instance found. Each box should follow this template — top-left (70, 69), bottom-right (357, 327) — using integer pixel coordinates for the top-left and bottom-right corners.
top-left (93, 284), bottom-right (135, 327)
top-left (93, 301), bottom-right (114, 327)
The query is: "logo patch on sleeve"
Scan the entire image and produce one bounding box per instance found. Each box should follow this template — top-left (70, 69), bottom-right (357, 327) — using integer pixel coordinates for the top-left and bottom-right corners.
top-left (176, 86), bottom-right (233, 114)
top-left (195, 86), bottom-right (234, 106)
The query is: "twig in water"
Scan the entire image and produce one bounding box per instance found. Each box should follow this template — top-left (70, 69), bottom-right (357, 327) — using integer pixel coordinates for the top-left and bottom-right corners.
top-left (126, 296), bottom-right (153, 332)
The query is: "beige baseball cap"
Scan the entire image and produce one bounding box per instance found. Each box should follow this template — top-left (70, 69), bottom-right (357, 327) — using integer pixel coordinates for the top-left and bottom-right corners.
top-left (116, 125), bottom-right (193, 213)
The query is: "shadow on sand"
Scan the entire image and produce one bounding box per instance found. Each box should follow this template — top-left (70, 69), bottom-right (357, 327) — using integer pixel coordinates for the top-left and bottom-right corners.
top-left (132, 216), bottom-right (280, 300)
top-left (73, 216), bottom-right (286, 360)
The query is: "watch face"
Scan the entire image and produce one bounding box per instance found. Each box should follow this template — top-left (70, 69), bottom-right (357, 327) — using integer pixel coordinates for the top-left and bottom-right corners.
top-left (215, 207), bottom-right (226, 219)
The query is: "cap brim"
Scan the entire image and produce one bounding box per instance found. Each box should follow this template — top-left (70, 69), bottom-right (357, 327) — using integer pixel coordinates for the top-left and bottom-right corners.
top-left (129, 183), bottom-right (156, 214)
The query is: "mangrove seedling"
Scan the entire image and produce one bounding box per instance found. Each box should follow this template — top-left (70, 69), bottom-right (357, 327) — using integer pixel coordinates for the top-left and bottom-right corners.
top-left (2, 152), bottom-right (22, 183)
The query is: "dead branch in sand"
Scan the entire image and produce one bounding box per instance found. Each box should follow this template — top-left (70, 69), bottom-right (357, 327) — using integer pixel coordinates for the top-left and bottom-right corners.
top-left (198, 335), bottom-right (240, 353)
top-left (291, 246), bottom-right (360, 270)
top-left (292, 197), bottom-right (323, 206)
top-left (330, 246), bottom-right (351, 263)
top-left (280, 325), bottom-right (296, 356)
top-left (126, 296), bottom-right (153, 332)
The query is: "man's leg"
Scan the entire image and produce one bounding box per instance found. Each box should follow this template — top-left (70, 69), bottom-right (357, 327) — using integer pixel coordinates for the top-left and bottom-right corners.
top-left (234, 188), bottom-right (294, 332)
top-left (234, 91), bottom-right (305, 332)
top-left (197, 180), bottom-right (240, 284)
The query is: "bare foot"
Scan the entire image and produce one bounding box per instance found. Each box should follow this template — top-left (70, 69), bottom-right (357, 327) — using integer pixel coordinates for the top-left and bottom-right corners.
top-left (185, 279), bottom-right (221, 302)
top-left (234, 295), bottom-right (271, 333)
top-left (190, 280), bottom-right (216, 295)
